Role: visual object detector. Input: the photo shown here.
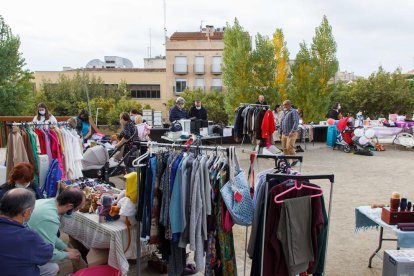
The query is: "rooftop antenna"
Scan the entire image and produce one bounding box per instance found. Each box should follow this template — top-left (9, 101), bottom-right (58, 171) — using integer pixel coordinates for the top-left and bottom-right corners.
top-left (163, 0), bottom-right (167, 47)
top-left (149, 27), bottom-right (152, 58)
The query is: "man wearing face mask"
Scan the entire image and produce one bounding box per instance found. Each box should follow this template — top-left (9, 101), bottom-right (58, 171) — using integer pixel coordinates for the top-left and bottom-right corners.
top-left (0, 162), bottom-right (43, 201)
top-left (327, 102), bottom-right (342, 120)
top-left (188, 100), bottom-right (208, 120)
top-left (28, 189), bottom-right (85, 266)
top-left (169, 97), bottom-right (188, 123)
top-left (0, 188), bottom-right (55, 276)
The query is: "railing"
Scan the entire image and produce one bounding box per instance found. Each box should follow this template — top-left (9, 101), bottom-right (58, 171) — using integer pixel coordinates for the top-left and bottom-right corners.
top-left (193, 64), bottom-right (205, 74)
top-left (174, 64), bottom-right (188, 74)
top-left (0, 116), bottom-right (100, 147)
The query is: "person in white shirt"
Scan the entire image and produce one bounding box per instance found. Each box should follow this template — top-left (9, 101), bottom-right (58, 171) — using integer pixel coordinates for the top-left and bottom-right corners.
top-left (32, 103), bottom-right (57, 124)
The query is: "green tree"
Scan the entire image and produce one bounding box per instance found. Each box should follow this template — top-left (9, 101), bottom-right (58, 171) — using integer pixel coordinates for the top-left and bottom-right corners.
top-left (0, 15), bottom-right (34, 115)
top-left (289, 16), bottom-right (339, 122)
top-left (251, 33), bottom-right (277, 106)
top-left (273, 28), bottom-right (290, 102)
top-left (222, 18), bottom-right (253, 119)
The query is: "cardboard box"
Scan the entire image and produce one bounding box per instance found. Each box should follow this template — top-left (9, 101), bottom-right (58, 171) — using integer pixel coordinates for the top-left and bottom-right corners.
top-left (383, 250), bottom-right (414, 276)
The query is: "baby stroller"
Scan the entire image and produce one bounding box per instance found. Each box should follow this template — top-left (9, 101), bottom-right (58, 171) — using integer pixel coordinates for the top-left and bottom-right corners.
top-left (334, 117), bottom-right (374, 156)
top-left (82, 132), bottom-right (138, 182)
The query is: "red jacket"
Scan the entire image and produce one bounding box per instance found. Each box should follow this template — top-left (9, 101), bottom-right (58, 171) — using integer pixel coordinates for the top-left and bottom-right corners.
top-left (261, 110), bottom-right (276, 139)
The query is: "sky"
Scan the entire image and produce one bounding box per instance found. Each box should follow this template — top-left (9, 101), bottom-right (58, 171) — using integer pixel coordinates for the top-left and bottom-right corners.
top-left (2, 0), bottom-right (414, 77)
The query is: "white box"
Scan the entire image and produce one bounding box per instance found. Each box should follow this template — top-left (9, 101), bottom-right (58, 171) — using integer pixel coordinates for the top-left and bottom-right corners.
top-left (223, 127), bottom-right (232, 137)
top-left (383, 250), bottom-right (414, 276)
top-left (199, 128), bottom-right (208, 136)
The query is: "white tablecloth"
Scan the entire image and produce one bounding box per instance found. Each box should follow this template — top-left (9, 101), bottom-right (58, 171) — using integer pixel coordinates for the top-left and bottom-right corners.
top-left (61, 212), bottom-right (152, 275)
top-left (369, 127), bottom-right (403, 138)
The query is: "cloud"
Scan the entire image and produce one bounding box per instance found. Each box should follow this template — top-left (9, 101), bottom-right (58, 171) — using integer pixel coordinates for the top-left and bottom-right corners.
top-left (1, 0), bottom-right (413, 76)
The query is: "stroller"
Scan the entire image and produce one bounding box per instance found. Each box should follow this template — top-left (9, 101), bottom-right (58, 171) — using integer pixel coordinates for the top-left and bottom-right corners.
top-left (82, 132), bottom-right (138, 183)
top-left (334, 117), bottom-right (374, 156)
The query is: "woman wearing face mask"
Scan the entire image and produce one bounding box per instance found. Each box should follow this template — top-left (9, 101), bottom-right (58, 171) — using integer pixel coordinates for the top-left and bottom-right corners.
top-left (0, 162), bottom-right (43, 200)
top-left (169, 97), bottom-right (188, 122)
top-left (188, 99), bottom-right (208, 120)
top-left (76, 109), bottom-right (92, 142)
top-left (33, 103), bottom-right (58, 124)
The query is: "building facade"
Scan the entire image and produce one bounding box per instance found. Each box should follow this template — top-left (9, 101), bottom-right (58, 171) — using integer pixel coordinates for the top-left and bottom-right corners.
top-left (166, 26), bottom-right (224, 95)
top-left (33, 68), bottom-right (169, 115)
top-left (86, 56), bottom-right (134, 69)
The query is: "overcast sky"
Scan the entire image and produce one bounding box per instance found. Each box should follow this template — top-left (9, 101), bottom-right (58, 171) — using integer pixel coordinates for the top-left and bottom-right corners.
top-left (2, 0), bottom-right (413, 76)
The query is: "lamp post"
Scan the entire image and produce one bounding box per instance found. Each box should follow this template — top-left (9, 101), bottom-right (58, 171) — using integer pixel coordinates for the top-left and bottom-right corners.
top-left (96, 108), bottom-right (103, 126)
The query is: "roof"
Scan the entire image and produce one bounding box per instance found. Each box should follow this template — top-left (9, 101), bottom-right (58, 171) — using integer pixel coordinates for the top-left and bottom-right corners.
top-left (170, 32), bottom-right (224, 41)
top-left (405, 69), bottom-right (414, 75)
top-left (65, 68), bottom-right (166, 73)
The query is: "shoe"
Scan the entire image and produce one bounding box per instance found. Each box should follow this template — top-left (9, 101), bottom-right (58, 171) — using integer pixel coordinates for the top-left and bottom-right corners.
top-left (291, 160), bottom-right (299, 166)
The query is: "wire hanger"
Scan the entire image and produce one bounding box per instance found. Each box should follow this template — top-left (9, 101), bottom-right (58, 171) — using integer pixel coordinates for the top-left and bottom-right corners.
top-left (274, 180), bottom-right (323, 203)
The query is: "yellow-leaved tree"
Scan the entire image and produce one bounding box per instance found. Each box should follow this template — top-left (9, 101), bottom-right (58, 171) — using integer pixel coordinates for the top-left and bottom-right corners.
top-left (273, 28), bottom-right (290, 102)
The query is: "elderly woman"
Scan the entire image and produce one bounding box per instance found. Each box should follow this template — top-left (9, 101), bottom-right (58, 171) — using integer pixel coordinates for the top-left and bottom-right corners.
top-left (0, 162), bottom-right (43, 200)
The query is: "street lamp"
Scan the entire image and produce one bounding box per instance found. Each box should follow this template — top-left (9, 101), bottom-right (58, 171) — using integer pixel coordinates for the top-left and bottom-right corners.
top-left (96, 108), bottom-right (103, 126)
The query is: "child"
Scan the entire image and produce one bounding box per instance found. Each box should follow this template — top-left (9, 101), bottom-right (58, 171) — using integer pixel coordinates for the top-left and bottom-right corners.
top-left (135, 115), bottom-right (151, 141)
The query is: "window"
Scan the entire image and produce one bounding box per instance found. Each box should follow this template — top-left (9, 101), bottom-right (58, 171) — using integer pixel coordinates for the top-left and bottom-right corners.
top-left (211, 78), bottom-right (222, 92)
top-left (194, 78), bottom-right (204, 90)
top-left (129, 84), bottom-right (161, 99)
top-left (174, 56), bottom-right (188, 74)
top-left (194, 56), bottom-right (205, 74)
top-left (175, 78), bottom-right (187, 93)
top-left (212, 56), bottom-right (222, 74)
top-left (106, 60), bottom-right (115, 64)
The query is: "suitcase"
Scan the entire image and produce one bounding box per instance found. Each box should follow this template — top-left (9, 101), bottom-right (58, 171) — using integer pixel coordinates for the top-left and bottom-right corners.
top-left (38, 154), bottom-right (50, 189)
top-left (326, 125), bottom-right (338, 147)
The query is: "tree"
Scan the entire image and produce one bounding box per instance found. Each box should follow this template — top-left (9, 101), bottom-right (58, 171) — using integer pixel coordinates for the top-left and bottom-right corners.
top-left (0, 15), bottom-right (34, 115)
top-left (332, 67), bottom-right (414, 118)
top-left (273, 28), bottom-right (290, 102)
top-left (289, 16), bottom-right (339, 122)
top-left (222, 18), bottom-right (253, 119)
top-left (251, 33), bottom-right (277, 106)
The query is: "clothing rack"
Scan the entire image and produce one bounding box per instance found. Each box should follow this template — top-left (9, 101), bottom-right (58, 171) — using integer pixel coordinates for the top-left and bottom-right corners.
top-left (132, 141), bottom-right (230, 275)
top-left (261, 172), bottom-right (334, 276)
top-left (240, 103), bottom-right (270, 108)
top-left (7, 121), bottom-right (68, 126)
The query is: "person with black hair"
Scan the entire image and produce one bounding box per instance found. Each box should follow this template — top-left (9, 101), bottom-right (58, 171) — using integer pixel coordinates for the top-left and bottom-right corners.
top-left (115, 112), bottom-right (136, 150)
top-left (76, 109), bottom-right (92, 141)
top-left (327, 102), bottom-right (342, 120)
top-left (28, 189), bottom-right (85, 264)
top-left (188, 99), bottom-right (208, 120)
top-left (0, 188), bottom-right (54, 276)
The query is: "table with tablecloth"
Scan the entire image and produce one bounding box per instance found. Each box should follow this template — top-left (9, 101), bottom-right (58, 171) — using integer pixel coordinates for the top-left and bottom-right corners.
top-left (61, 212), bottom-right (153, 275)
top-left (367, 126), bottom-right (403, 139)
top-left (355, 206), bottom-right (414, 267)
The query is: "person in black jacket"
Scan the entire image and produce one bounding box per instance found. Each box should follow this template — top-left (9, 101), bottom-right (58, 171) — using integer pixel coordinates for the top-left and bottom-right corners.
top-left (188, 100), bottom-right (208, 120)
top-left (256, 95), bottom-right (268, 106)
top-left (169, 97), bottom-right (188, 122)
top-left (327, 102), bottom-right (342, 120)
top-left (0, 162), bottom-right (43, 201)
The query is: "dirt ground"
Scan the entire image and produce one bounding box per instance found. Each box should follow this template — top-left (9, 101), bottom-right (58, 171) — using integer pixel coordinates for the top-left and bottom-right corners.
top-left (2, 141), bottom-right (413, 275)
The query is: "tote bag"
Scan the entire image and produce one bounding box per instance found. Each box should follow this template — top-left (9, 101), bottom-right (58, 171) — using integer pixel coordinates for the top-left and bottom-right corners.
top-left (220, 146), bottom-right (254, 226)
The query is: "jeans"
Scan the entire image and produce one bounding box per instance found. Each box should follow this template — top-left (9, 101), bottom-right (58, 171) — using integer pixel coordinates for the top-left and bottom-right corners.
top-left (39, 262), bottom-right (59, 276)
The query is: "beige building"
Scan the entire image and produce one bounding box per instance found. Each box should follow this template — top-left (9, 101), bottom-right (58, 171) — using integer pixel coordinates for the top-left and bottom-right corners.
top-left (166, 26), bottom-right (224, 95)
top-left (33, 68), bottom-right (169, 115)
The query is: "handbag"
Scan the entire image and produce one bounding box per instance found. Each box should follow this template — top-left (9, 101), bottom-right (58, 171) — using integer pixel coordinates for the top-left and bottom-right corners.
top-left (220, 146), bottom-right (254, 226)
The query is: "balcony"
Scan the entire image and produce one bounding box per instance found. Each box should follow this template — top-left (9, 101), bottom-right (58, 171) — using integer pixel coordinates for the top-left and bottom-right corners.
top-left (174, 64), bottom-right (188, 74)
top-left (210, 86), bottom-right (223, 92)
top-left (211, 63), bottom-right (222, 74)
top-left (193, 64), bottom-right (205, 74)
top-left (193, 86), bottom-right (205, 91)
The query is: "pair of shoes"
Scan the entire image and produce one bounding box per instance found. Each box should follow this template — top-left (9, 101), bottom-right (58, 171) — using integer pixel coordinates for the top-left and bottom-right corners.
top-left (291, 160), bottom-right (299, 166)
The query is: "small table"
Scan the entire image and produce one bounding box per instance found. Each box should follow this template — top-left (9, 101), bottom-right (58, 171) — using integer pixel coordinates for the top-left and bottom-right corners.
top-left (61, 212), bottom-right (153, 275)
top-left (355, 206), bottom-right (414, 267)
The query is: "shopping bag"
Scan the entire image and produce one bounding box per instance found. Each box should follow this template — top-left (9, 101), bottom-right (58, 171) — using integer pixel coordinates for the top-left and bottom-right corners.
top-left (220, 146), bottom-right (254, 226)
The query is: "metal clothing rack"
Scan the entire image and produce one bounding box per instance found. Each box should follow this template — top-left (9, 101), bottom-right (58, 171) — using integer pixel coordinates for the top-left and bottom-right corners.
top-left (238, 103), bottom-right (270, 148)
top-left (260, 172), bottom-right (334, 276)
top-left (7, 121), bottom-right (69, 126)
top-left (132, 141), bottom-right (230, 275)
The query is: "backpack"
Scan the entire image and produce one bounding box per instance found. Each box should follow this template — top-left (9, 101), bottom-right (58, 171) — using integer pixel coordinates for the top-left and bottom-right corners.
top-left (42, 159), bottom-right (62, 198)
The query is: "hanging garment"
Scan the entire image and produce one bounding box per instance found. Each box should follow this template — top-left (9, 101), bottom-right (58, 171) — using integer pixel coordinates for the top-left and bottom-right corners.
top-left (6, 126), bottom-right (29, 176)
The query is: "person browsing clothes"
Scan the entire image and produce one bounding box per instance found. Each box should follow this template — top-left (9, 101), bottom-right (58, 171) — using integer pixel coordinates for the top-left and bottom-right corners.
top-left (169, 97), bottom-right (188, 122)
top-left (188, 99), bottom-right (207, 120)
top-left (33, 103), bottom-right (57, 124)
top-left (279, 100), bottom-right (300, 164)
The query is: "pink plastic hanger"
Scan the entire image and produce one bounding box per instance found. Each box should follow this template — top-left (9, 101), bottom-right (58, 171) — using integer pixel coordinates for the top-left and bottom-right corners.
top-left (274, 180), bottom-right (323, 203)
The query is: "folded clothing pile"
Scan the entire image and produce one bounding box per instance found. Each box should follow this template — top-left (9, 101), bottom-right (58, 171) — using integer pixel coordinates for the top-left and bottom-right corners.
top-left (397, 223), bottom-right (414, 231)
